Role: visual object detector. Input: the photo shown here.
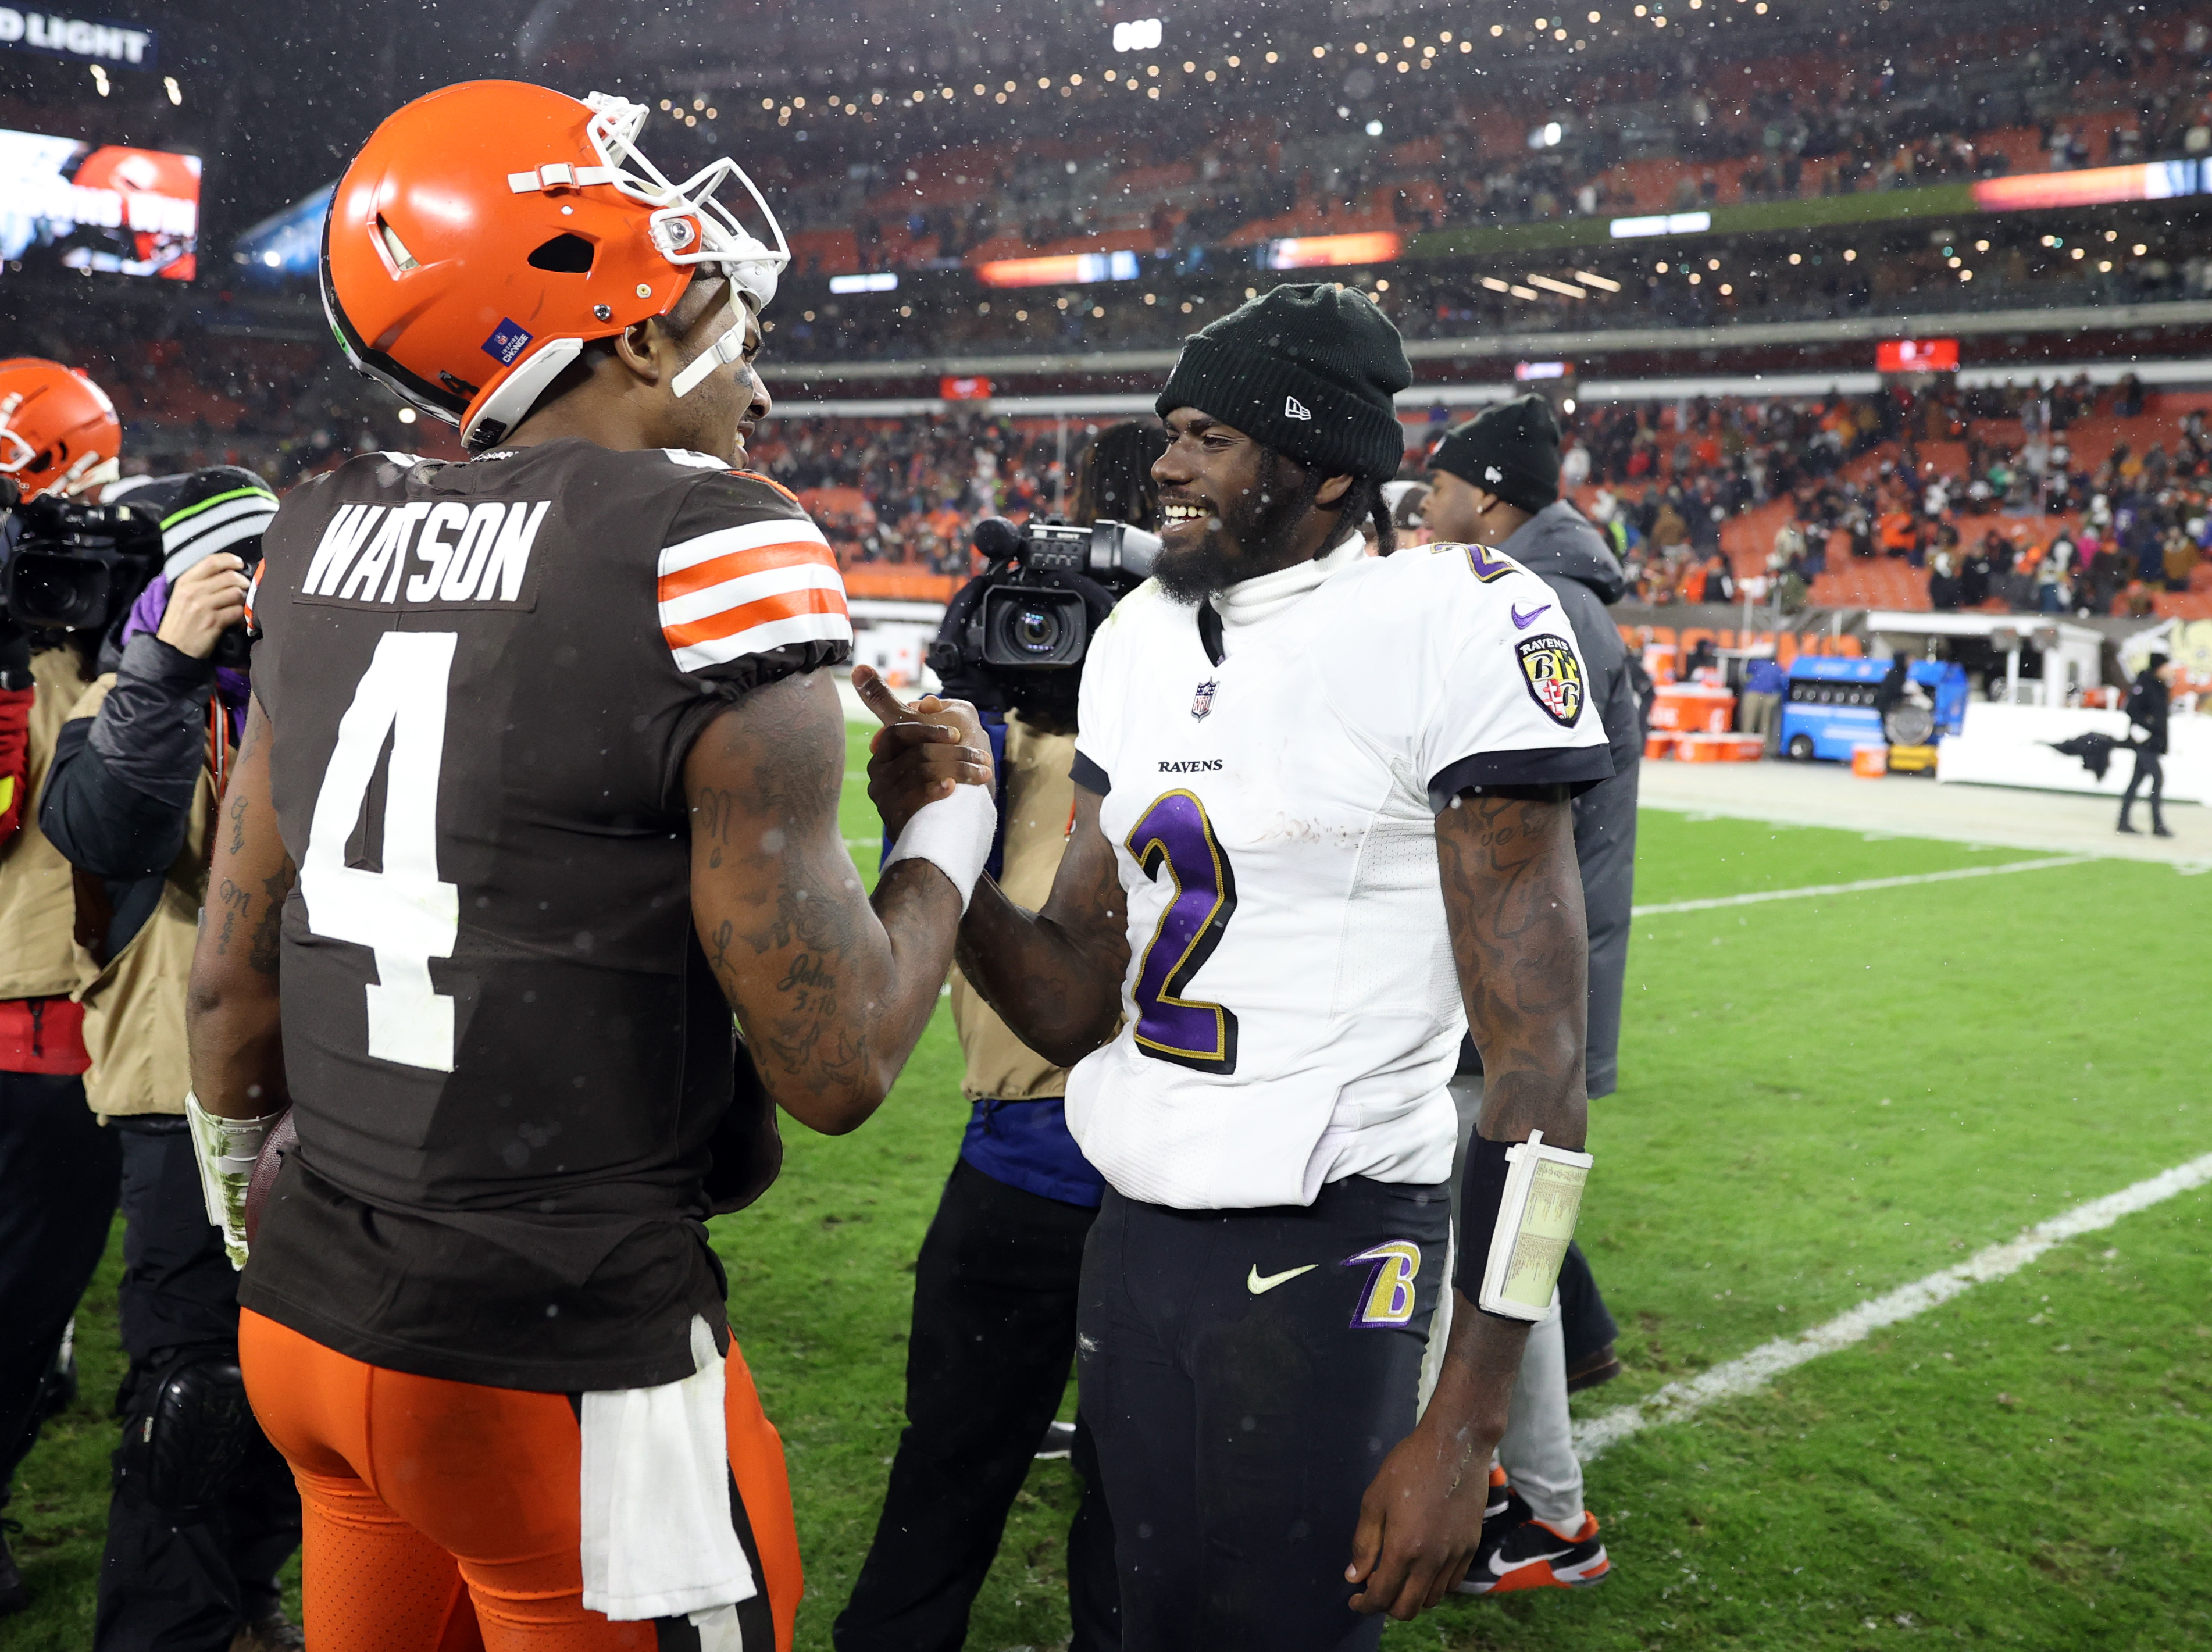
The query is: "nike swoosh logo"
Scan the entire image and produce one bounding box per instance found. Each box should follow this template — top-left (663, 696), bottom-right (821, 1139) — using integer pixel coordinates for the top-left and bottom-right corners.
top-left (1247, 1264), bottom-right (1318, 1295)
top-left (1493, 1546), bottom-right (1580, 1573)
top-left (1511, 603), bottom-right (1552, 630)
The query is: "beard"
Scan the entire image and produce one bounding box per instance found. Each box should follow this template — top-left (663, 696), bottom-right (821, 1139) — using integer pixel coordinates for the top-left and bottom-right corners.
top-left (1153, 459), bottom-right (1325, 605)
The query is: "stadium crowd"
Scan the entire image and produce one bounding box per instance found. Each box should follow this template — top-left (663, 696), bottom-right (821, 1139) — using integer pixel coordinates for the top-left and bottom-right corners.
top-left (33, 302), bottom-right (2212, 621)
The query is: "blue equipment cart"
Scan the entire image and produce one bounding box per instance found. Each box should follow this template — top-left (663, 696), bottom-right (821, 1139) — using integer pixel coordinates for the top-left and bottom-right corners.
top-left (1779, 656), bottom-right (1968, 762)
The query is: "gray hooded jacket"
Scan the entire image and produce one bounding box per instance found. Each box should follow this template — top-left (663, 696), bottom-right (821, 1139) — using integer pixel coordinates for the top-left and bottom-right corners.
top-left (1500, 500), bottom-right (1642, 1098)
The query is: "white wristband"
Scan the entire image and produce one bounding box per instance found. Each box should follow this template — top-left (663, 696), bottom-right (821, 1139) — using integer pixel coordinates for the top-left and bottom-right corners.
top-left (881, 780), bottom-right (996, 912)
top-left (185, 1090), bottom-right (281, 1271)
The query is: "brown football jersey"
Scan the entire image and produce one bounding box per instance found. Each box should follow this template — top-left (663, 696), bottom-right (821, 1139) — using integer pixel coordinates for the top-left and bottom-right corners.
top-left (238, 438), bottom-right (850, 1390)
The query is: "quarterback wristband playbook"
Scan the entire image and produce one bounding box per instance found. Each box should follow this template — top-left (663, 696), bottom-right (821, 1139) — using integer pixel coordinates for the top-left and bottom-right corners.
top-left (881, 780), bottom-right (996, 912)
top-left (1455, 1129), bottom-right (1594, 1321)
top-left (186, 1091), bottom-right (283, 1271)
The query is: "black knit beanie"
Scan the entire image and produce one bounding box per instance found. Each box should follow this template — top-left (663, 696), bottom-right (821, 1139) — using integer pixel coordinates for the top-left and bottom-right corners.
top-left (1428, 394), bottom-right (1562, 513)
top-left (1155, 283), bottom-right (1411, 480)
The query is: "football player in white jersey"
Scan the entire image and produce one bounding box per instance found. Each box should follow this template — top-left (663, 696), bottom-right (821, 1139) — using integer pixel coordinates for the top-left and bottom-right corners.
top-left (866, 284), bottom-right (1612, 1649)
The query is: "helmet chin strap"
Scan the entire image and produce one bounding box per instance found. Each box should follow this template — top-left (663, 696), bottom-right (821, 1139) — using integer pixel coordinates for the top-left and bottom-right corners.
top-left (670, 312), bottom-right (748, 399)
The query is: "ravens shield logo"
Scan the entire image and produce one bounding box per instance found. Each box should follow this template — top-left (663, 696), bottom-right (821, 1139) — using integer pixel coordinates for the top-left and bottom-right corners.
top-left (1515, 635), bottom-right (1584, 727)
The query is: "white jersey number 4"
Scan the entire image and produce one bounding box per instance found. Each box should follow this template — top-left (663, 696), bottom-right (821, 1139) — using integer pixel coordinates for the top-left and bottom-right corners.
top-left (297, 631), bottom-right (461, 1071)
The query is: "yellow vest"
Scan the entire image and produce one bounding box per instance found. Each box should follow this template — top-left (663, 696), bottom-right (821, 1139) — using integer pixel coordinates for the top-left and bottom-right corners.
top-left (0, 646), bottom-right (98, 1003)
top-left (65, 673), bottom-right (217, 1119)
top-left (948, 717), bottom-right (1077, 1102)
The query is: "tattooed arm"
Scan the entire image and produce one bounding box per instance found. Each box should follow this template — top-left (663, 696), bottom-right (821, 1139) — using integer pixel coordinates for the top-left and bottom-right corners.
top-left (684, 669), bottom-right (979, 1136)
top-left (947, 791), bottom-right (1129, 1067)
top-left (186, 695), bottom-right (294, 1121)
top-left (861, 674), bottom-right (1129, 1067)
top-left (1347, 791), bottom-right (1589, 1620)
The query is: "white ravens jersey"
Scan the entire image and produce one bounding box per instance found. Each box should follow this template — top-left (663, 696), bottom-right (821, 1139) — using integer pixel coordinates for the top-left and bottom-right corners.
top-left (1065, 537), bottom-right (1612, 1211)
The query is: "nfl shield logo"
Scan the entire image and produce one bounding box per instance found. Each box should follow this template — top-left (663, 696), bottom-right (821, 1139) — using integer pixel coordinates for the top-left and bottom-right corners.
top-left (1191, 679), bottom-right (1216, 720)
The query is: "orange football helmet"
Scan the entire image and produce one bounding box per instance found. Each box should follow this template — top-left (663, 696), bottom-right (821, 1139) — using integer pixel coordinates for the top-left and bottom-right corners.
top-left (0, 358), bottom-right (122, 499)
top-left (322, 80), bottom-right (789, 451)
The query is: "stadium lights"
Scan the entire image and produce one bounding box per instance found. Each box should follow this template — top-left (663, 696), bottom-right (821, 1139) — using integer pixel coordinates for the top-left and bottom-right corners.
top-left (90, 63), bottom-right (109, 95)
top-left (1509, 284), bottom-right (1540, 300)
top-left (829, 273), bottom-right (898, 294)
top-left (1574, 269), bottom-right (1621, 291)
top-left (1112, 18), bottom-right (1163, 52)
top-left (398, 407), bottom-right (418, 424)
top-left (1528, 274), bottom-right (1585, 298)
top-left (1611, 210), bottom-right (1710, 238)
top-left (163, 76), bottom-right (181, 106)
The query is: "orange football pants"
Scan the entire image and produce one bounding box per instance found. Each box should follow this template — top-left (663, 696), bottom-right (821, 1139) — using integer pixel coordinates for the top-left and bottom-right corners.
top-left (239, 1310), bottom-right (801, 1652)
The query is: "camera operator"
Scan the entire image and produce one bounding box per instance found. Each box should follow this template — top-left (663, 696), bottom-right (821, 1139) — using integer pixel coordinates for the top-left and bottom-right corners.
top-left (36, 465), bottom-right (304, 1652)
top-left (0, 357), bottom-right (127, 1616)
top-left (837, 422), bottom-right (1164, 1652)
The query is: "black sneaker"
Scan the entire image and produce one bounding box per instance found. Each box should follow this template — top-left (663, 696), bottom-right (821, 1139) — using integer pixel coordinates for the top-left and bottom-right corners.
top-left (0, 1517), bottom-right (28, 1616)
top-left (1482, 1465), bottom-right (1528, 1535)
top-left (230, 1608), bottom-right (307, 1651)
top-left (1034, 1419), bottom-right (1076, 1460)
top-left (1564, 1341), bottom-right (1623, 1394)
top-left (1457, 1512), bottom-right (1610, 1594)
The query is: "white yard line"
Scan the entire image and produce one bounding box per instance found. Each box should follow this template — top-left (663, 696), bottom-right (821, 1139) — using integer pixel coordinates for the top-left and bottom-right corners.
top-left (1574, 1149), bottom-right (2212, 1463)
top-left (1631, 855), bottom-right (2092, 916)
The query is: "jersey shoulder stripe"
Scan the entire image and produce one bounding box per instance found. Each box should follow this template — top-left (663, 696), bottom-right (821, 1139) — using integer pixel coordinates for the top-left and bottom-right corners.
top-left (657, 513), bottom-right (851, 673)
top-left (732, 468), bottom-right (804, 506)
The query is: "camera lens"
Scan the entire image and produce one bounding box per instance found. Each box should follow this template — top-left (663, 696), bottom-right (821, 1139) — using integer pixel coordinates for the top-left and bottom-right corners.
top-left (1011, 606), bottom-right (1062, 656)
top-left (979, 586), bottom-right (1084, 668)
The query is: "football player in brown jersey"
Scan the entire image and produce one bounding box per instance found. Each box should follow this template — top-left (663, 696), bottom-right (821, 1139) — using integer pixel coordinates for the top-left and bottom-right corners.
top-left (184, 82), bottom-right (993, 1652)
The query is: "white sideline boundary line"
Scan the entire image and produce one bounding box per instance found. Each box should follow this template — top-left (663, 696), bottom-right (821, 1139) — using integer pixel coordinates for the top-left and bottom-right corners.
top-left (1573, 1150), bottom-right (2212, 1463)
top-left (1631, 855), bottom-right (2092, 916)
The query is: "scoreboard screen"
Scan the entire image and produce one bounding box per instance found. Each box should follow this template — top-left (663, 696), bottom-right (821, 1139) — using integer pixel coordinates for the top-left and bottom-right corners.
top-left (1876, 338), bottom-right (1959, 373)
top-left (0, 125), bottom-right (199, 281)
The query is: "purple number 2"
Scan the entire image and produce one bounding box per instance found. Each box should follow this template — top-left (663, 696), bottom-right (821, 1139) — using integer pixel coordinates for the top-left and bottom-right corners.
top-left (1124, 790), bottom-right (1239, 1073)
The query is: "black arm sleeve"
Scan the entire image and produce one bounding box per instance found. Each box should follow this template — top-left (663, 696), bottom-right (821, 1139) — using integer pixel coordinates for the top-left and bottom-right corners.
top-left (39, 635), bottom-right (213, 880)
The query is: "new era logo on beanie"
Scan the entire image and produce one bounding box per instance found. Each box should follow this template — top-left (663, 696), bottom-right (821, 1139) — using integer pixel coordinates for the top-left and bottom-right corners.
top-left (1428, 393), bottom-right (1562, 514)
top-left (1156, 283), bottom-right (1411, 480)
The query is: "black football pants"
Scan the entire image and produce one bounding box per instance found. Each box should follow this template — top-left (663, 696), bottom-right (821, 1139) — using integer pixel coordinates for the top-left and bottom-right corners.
top-left (836, 1158), bottom-right (1118, 1652)
top-left (2120, 745), bottom-right (2167, 831)
top-left (1078, 1176), bottom-right (1450, 1652)
top-left (95, 1118), bottom-right (301, 1652)
top-left (0, 1068), bottom-right (118, 1507)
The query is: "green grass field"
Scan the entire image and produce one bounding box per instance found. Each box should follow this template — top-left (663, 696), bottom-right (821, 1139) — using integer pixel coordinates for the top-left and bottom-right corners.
top-left (8, 729), bottom-right (2209, 1650)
